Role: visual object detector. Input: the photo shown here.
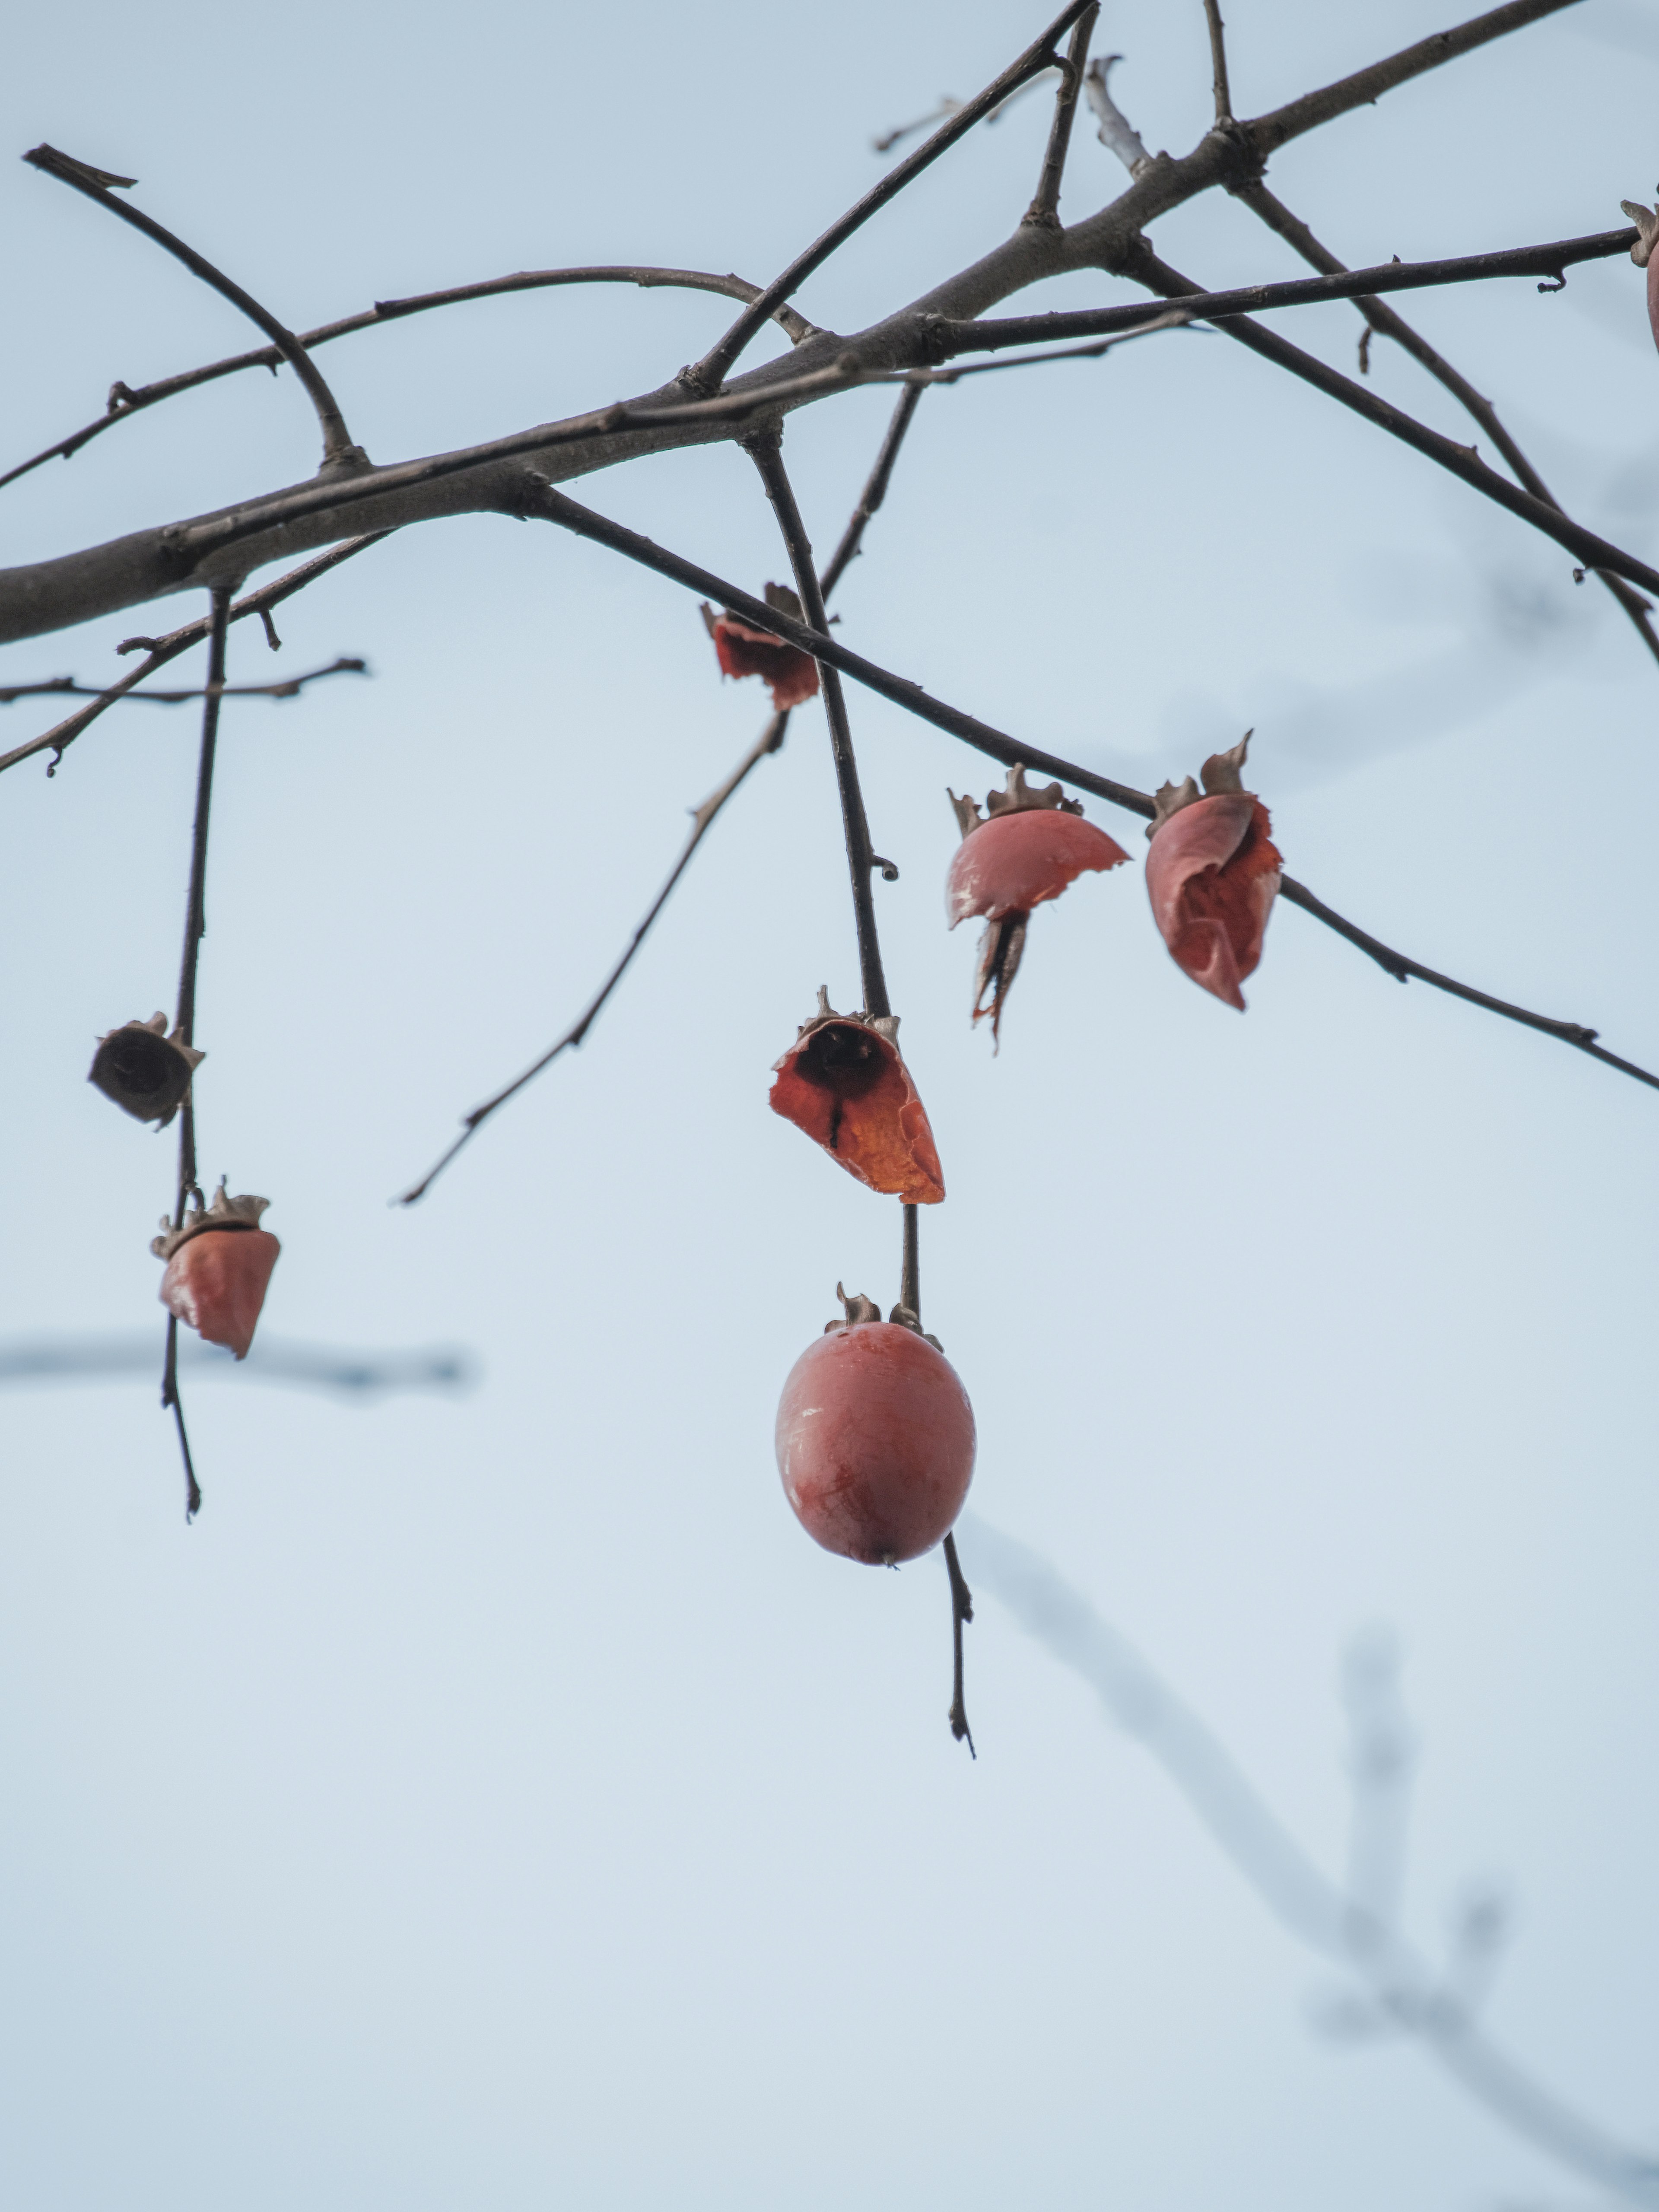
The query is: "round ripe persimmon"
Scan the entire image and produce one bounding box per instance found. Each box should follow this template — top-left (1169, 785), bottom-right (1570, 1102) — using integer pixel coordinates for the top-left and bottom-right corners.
top-left (775, 1321), bottom-right (976, 1565)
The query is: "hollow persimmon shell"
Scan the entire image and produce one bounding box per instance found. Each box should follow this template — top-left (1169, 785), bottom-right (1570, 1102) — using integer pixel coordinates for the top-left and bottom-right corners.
top-left (159, 1227), bottom-right (280, 1360)
top-left (1144, 793), bottom-right (1281, 1011)
top-left (712, 615), bottom-right (820, 711)
top-left (1648, 254), bottom-right (1659, 355)
top-left (775, 1323), bottom-right (976, 1565)
top-left (769, 1021), bottom-right (945, 1204)
top-left (946, 808), bottom-right (1128, 927)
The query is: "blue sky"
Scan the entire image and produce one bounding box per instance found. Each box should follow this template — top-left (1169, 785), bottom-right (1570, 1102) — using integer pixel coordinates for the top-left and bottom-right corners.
top-left (2, 3), bottom-right (1657, 2206)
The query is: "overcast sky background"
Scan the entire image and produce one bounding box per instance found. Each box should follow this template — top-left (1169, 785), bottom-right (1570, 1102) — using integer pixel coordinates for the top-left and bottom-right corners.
top-left (2, 3), bottom-right (1658, 2206)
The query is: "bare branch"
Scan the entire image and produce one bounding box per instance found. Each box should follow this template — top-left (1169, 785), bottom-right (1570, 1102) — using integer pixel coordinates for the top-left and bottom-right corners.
top-left (0, 657), bottom-right (367, 707)
top-left (1024, 5), bottom-right (1100, 228)
top-left (1116, 244), bottom-right (1659, 607)
top-left (522, 484), bottom-right (1659, 1098)
top-left (747, 432), bottom-right (891, 1018)
top-left (1202, 0), bottom-right (1234, 121)
top-left (1245, 0), bottom-right (1586, 159)
top-left (23, 144), bottom-right (367, 474)
top-left (820, 383), bottom-right (925, 599)
top-left (0, 266), bottom-right (824, 497)
top-left (683, 0), bottom-right (1097, 393)
top-left (0, 534), bottom-right (388, 776)
top-left (938, 226), bottom-right (1636, 352)
top-left (1084, 56), bottom-right (1155, 174)
top-left (943, 1531), bottom-right (976, 1754)
top-left (1230, 183), bottom-right (1659, 670)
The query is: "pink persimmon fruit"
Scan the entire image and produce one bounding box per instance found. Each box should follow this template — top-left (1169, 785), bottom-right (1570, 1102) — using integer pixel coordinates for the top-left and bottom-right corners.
top-left (700, 582), bottom-right (820, 710)
top-left (152, 1181), bottom-right (280, 1360)
top-left (775, 1288), bottom-right (976, 1565)
top-left (1620, 197), bottom-right (1659, 351)
top-left (770, 989), bottom-right (945, 1204)
top-left (945, 764), bottom-right (1128, 1044)
top-left (1144, 731), bottom-right (1282, 1011)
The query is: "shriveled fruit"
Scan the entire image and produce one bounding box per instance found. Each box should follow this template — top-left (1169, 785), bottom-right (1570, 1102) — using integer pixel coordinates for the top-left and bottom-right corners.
top-left (945, 765), bottom-right (1128, 1045)
top-left (1620, 197), bottom-right (1659, 351)
top-left (1144, 731), bottom-right (1281, 1010)
top-left (88, 1012), bottom-right (204, 1127)
top-left (770, 989), bottom-right (944, 1203)
top-left (153, 1182), bottom-right (280, 1360)
top-left (775, 1289), bottom-right (975, 1564)
top-left (701, 582), bottom-right (820, 710)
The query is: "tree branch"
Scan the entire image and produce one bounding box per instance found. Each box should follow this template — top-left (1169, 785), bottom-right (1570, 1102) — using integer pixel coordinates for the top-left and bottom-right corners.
top-left (521, 483), bottom-right (1659, 1098)
top-left (1202, 0), bottom-right (1234, 121)
top-left (747, 432), bottom-right (891, 1019)
top-left (0, 265), bottom-right (823, 497)
top-left (0, 656), bottom-right (367, 707)
top-left (682, 0), bottom-right (1096, 392)
top-left (24, 144), bottom-right (367, 475)
top-left (0, 534), bottom-right (388, 776)
top-left (1244, 0), bottom-right (1586, 160)
top-left (1024, 5), bottom-right (1099, 228)
top-left (1228, 182), bottom-right (1659, 669)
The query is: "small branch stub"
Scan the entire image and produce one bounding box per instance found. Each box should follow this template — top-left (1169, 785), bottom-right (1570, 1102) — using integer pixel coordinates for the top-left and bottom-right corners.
top-left (88, 1012), bottom-right (204, 1126)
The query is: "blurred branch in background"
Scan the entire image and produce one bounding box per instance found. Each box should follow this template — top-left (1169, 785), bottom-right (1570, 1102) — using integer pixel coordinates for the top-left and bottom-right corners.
top-left (963, 1515), bottom-right (1659, 2211)
top-left (0, 1334), bottom-right (478, 1399)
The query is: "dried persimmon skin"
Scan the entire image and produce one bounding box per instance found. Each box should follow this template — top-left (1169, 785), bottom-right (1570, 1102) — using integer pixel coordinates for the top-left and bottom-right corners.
top-left (709, 613), bottom-right (820, 711)
top-left (946, 808), bottom-right (1128, 928)
top-left (159, 1227), bottom-right (280, 1360)
top-left (769, 1010), bottom-right (944, 1204)
top-left (1145, 792), bottom-right (1282, 1009)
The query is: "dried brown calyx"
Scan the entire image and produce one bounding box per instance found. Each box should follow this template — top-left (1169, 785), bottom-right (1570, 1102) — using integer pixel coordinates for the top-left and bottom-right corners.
top-left (1148, 728), bottom-right (1255, 838)
top-left (151, 1179), bottom-right (271, 1262)
top-left (823, 1281), bottom-right (942, 1351)
top-left (88, 1013), bottom-right (205, 1127)
top-left (1621, 199), bottom-right (1659, 268)
top-left (947, 762), bottom-right (1084, 842)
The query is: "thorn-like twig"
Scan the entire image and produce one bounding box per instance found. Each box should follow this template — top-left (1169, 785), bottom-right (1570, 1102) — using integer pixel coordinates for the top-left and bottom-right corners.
top-left (23, 143), bottom-right (369, 475)
top-left (943, 1532), bottom-right (976, 1755)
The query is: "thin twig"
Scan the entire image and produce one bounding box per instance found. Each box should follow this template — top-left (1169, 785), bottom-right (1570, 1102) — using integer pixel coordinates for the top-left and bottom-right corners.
top-left (1245, 0), bottom-right (1583, 159)
top-left (395, 712), bottom-right (788, 1204)
top-left (0, 266), bottom-right (823, 497)
top-left (1202, 0), bottom-right (1233, 121)
top-left (943, 1531), bottom-right (976, 1755)
top-left (747, 433), bottom-right (891, 1018)
top-left (820, 383), bottom-right (925, 599)
top-left (1084, 56), bottom-right (1155, 173)
top-left (682, 0), bottom-right (1096, 392)
top-left (522, 484), bottom-right (1659, 1098)
top-left (1113, 243), bottom-right (1659, 609)
top-left (1230, 182), bottom-right (1659, 670)
top-left (24, 145), bottom-right (366, 474)
top-left (968, 1515), bottom-right (1659, 2211)
top-left (1024, 5), bottom-right (1099, 228)
top-left (936, 226), bottom-right (1637, 354)
top-left (0, 534), bottom-right (388, 776)
top-left (0, 657), bottom-right (368, 707)
top-left (159, 584), bottom-right (230, 1522)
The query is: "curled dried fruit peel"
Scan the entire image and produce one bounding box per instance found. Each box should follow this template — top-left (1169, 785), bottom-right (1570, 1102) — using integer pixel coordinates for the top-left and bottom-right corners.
top-left (700, 582), bottom-right (820, 711)
top-left (775, 1283), bottom-right (976, 1565)
top-left (769, 988), bottom-right (944, 1204)
top-left (1144, 731), bottom-right (1282, 1011)
top-left (944, 764), bottom-right (1128, 1046)
top-left (153, 1180), bottom-right (280, 1360)
top-left (1620, 197), bottom-right (1659, 352)
top-left (88, 1012), bottom-right (204, 1127)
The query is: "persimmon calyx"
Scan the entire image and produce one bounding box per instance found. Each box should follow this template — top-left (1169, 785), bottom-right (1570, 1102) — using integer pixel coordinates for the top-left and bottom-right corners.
top-left (1148, 728), bottom-right (1255, 839)
top-left (1621, 200), bottom-right (1659, 268)
top-left (794, 983), bottom-right (899, 1044)
top-left (151, 1178), bottom-right (272, 1261)
top-left (947, 762), bottom-right (1083, 842)
top-left (821, 1284), bottom-right (943, 1351)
